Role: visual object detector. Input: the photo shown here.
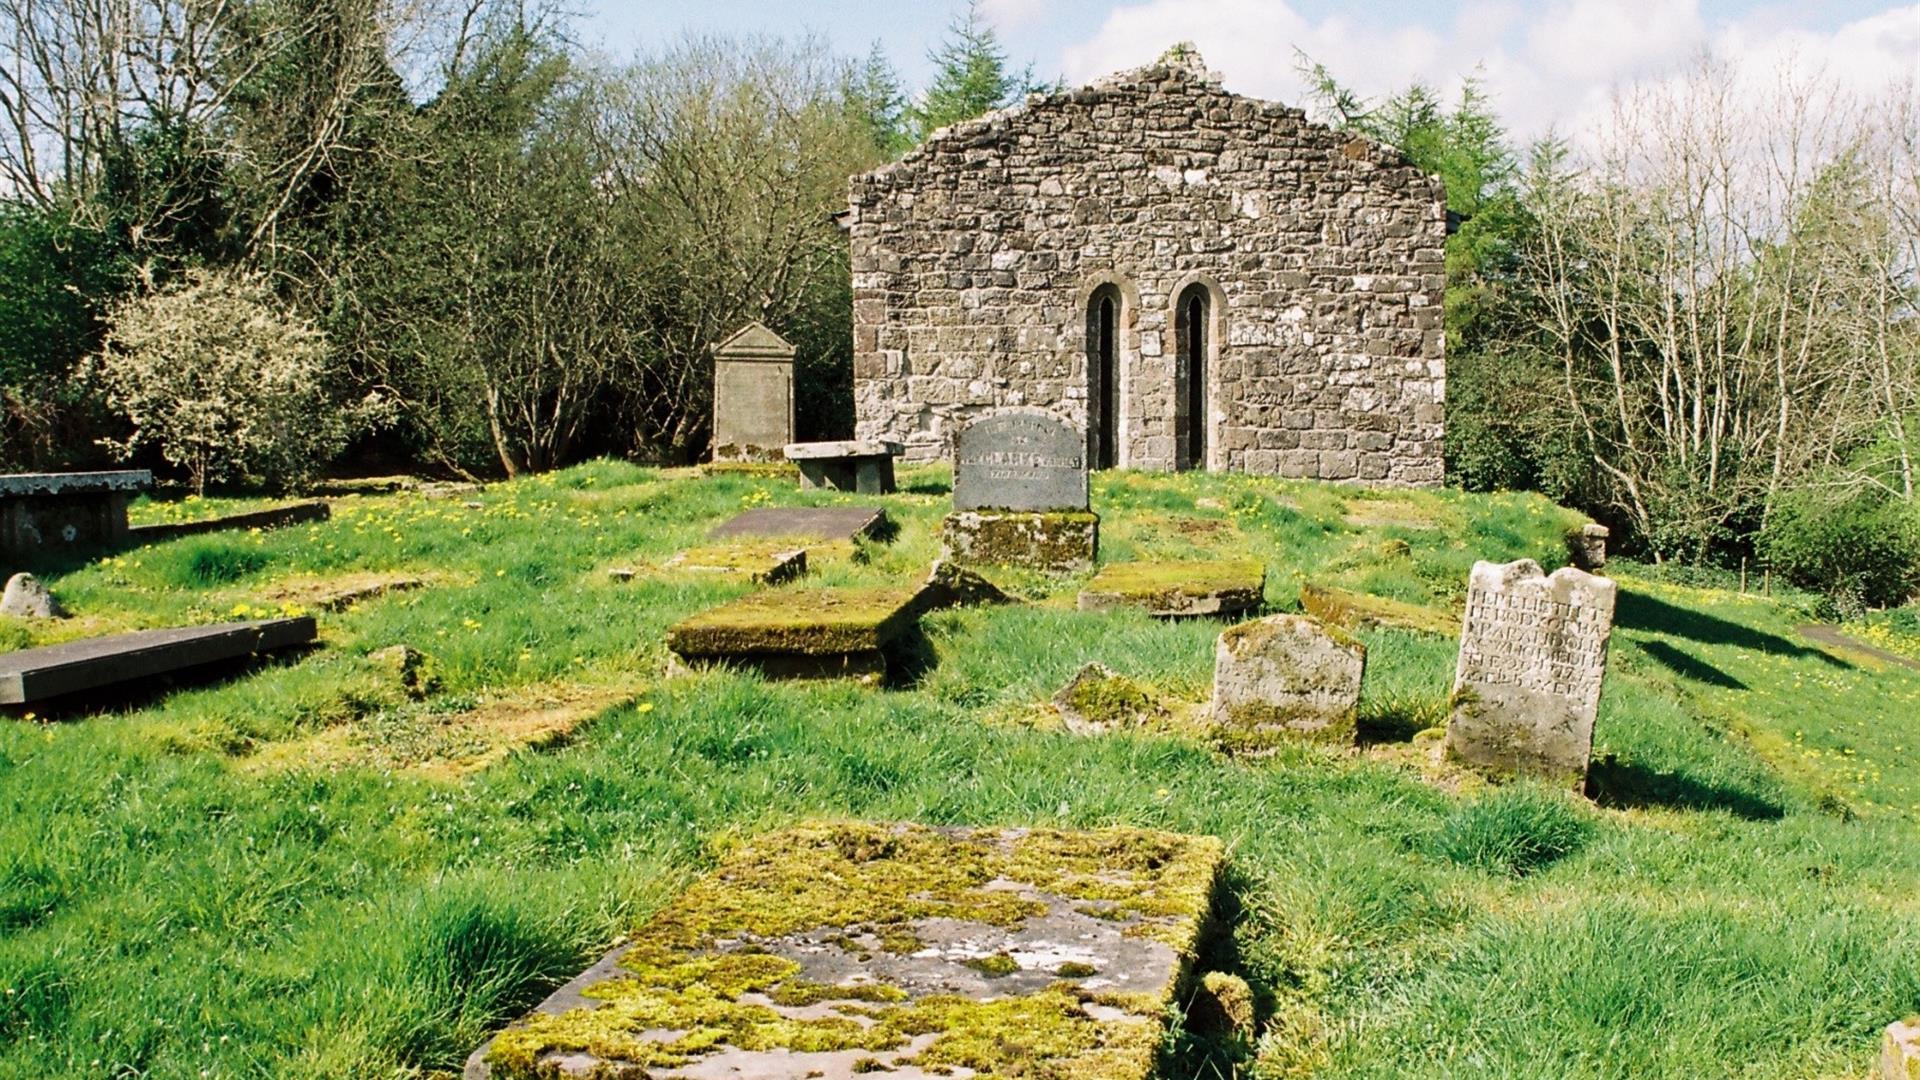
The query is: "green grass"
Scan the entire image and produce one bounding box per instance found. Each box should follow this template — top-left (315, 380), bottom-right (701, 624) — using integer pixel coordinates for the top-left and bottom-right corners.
top-left (0, 462), bottom-right (1916, 1078)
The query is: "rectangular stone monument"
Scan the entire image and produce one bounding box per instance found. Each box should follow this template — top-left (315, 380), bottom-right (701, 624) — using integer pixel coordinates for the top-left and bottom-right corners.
top-left (1207, 613), bottom-right (1366, 750)
top-left (711, 322), bottom-right (796, 462)
top-left (1446, 559), bottom-right (1617, 785)
top-left (465, 821), bottom-right (1224, 1080)
top-left (0, 616), bottom-right (316, 704)
top-left (667, 585), bottom-right (922, 680)
top-left (0, 470), bottom-right (151, 565)
top-left (942, 408), bottom-right (1098, 572)
top-left (785, 438), bottom-right (904, 494)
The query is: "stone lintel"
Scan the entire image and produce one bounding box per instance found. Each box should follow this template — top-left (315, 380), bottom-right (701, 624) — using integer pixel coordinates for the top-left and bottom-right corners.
top-left (784, 440), bottom-right (904, 460)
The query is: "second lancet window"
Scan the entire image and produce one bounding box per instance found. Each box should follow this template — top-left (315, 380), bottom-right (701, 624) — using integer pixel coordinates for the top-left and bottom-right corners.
top-left (1087, 284), bottom-right (1122, 469)
top-left (1175, 283), bottom-right (1211, 471)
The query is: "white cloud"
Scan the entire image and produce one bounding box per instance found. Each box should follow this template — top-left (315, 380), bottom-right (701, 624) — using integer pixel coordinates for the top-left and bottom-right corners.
top-left (980, 0), bottom-right (1053, 31)
top-left (1055, 0), bottom-right (1920, 143)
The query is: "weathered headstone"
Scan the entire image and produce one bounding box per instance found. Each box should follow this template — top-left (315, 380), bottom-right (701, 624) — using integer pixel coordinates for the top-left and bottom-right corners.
top-left (711, 322), bottom-right (796, 462)
top-left (0, 573), bottom-right (65, 619)
top-left (466, 822), bottom-right (1225, 1080)
top-left (942, 409), bottom-right (1098, 571)
top-left (1883, 1018), bottom-right (1920, 1080)
top-left (709, 505), bottom-right (888, 543)
top-left (785, 439), bottom-right (904, 494)
top-left (1567, 523), bottom-right (1610, 571)
top-left (1207, 613), bottom-right (1365, 748)
top-left (0, 470), bottom-right (151, 564)
top-left (1445, 559), bottom-right (1617, 784)
top-left (1079, 560), bottom-right (1265, 617)
top-left (0, 617), bottom-right (316, 704)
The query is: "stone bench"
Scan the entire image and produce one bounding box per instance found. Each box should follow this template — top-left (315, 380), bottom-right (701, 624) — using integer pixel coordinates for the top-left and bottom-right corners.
top-left (784, 439), bottom-right (904, 494)
top-left (0, 617), bottom-right (316, 704)
top-left (464, 821), bottom-right (1226, 1080)
top-left (0, 470), bottom-right (152, 566)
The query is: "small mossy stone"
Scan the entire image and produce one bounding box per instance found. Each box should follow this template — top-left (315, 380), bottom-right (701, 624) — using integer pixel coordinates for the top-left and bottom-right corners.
top-left (1052, 662), bottom-right (1164, 734)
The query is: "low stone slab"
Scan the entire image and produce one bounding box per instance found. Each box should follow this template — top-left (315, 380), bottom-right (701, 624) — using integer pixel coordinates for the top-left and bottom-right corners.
top-left (666, 542), bottom-right (808, 585)
top-left (1883, 1018), bottom-right (1920, 1080)
top-left (1054, 662), bottom-right (1164, 734)
top-left (710, 506), bottom-right (888, 543)
top-left (1300, 581), bottom-right (1457, 636)
top-left (942, 509), bottom-right (1098, 572)
top-left (786, 440), bottom-right (904, 494)
top-left (128, 500), bottom-right (329, 543)
top-left (466, 821), bottom-right (1225, 1080)
top-left (1079, 560), bottom-right (1266, 617)
top-left (1208, 614), bottom-right (1366, 749)
top-left (0, 617), bottom-right (316, 704)
top-left (667, 586), bottom-right (922, 679)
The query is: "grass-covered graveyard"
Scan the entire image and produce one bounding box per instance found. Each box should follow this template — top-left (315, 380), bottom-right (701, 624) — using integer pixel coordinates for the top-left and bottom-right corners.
top-left (2, 462), bottom-right (1918, 1078)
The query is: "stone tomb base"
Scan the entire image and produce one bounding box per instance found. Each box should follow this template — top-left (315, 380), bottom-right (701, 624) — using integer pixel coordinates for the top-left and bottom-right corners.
top-left (466, 821), bottom-right (1225, 1080)
top-left (1208, 614), bottom-right (1366, 750)
top-left (667, 586), bottom-right (922, 680)
top-left (1079, 560), bottom-right (1266, 617)
top-left (942, 510), bottom-right (1098, 573)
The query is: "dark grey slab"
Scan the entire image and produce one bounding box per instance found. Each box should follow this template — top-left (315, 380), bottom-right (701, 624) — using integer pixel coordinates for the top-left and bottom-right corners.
top-left (0, 471), bottom-right (152, 498)
top-left (708, 505), bottom-right (887, 542)
top-left (952, 408), bottom-right (1089, 512)
top-left (0, 617), bottom-right (316, 704)
top-left (129, 501), bottom-right (330, 543)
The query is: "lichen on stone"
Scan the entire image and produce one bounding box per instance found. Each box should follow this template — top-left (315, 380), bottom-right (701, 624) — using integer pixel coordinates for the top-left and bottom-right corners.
top-left (667, 586), bottom-right (922, 657)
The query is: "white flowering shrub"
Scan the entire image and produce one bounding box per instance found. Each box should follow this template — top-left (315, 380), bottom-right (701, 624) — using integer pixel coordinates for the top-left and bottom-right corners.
top-left (93, 270), bottom-right (377, 493)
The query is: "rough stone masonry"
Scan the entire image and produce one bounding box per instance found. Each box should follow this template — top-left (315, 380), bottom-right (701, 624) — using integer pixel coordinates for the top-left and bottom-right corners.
top-left (845, 45), bottom-right (1447, 484)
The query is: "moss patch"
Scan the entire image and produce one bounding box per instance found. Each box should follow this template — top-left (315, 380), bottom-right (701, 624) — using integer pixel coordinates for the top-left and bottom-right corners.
top-left (668, 587), bottom-right (922, 657)
top-left (666, 542), bottom-right (808, 585)
top-left (1300, 581), bottom-right (1457, 636)
top-left (943, 510), bottom-right (1099, 572)
top-left (1053, 662), bottom-right (1166, 734)
top-left (482, 822), bottom-right (1223, 1080)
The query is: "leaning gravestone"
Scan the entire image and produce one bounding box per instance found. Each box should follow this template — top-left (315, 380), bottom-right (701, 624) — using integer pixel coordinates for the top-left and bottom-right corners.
top-left (1208, 613), bottom-right (1365, 749)
top-left (1446, 559), bottom-right (1617, 785)
top-left (942, 408), bottom-right (1098, 572)
top-left (710, 322), bottom-right (796, 462)
top-left (465, 821), bottom-right (1224, 1080)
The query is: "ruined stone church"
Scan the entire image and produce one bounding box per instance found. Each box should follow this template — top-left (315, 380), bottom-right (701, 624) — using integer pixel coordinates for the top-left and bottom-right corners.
top-left (844, 47), bottom-right (1447, 485)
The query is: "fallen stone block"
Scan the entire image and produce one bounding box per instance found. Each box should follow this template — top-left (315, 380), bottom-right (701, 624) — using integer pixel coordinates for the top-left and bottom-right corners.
top-left (667, 586), bottom-right (923, 680)
top-left (1053, 661), bottom-right (1164, 734)
top-left (465, 821), bottom-right (1225, 1080)
top-left (1300, 581), bottom-right (1456, 636)
top-left (710, 505), bottom-right (889, 543)
top-left (1884, 1018), bottom-right (1920, 1080)
top-left (1079, 559), bottom-right (1266, 617)
top-left (0, 617), bottom-right (316, 704)
top-left (942, 509), bottom-right (1099, 572)
top-left (666, 542), bottom-right (808, 585)
top-left (1208, 613), bottom-right (1365, 749)
top-left (128, 500), bottom-right (329, 544)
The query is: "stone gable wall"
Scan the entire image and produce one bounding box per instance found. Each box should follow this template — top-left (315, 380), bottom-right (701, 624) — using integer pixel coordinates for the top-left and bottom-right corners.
top-left (845, 57), bottom-right (1447, 484)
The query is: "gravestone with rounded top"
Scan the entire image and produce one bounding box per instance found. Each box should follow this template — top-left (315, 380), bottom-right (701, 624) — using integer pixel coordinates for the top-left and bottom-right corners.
top-left (711, 322), bottom-right (796, 463)
top-left (1446, 559), bottom-right (1617, 785)
top-left (942, 409), bottom-right (1098, 572)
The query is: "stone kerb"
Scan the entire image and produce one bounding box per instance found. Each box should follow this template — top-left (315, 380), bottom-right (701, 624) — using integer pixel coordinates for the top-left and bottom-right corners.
top-left (711, 321), bottom-right (797, 463)
top-left (1445, 559), bottom-right (1617, 785)
top-left (942, 409), bottom-right (1098, 572)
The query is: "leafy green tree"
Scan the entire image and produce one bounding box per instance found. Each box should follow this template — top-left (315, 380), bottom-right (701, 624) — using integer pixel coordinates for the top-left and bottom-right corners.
top-left (846, 43), bottom-right (912, 158)
top-left (908, 1), bottom-right (1035, 140)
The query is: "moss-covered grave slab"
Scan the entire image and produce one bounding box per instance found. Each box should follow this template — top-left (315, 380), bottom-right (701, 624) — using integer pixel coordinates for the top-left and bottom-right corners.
top-left (1299, 581), bottom-right (1457, 636)
top-left (466, 821), bottom-right (1225, 1080)
top-left (1078, 560), bottom-right (1265, 618)
top-left (667, 586), bottom-right (922, 680)
top-left (943, 509), bottom-right (1098, 572)
top-left (666, 542), bottom-right (808, 585)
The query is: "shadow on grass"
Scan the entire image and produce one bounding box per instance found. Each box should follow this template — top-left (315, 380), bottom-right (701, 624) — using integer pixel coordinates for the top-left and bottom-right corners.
top-left (1616, 590), bottom-right (1846, 668)
top-left (884, 624), bottom-right (940, 689)
top-left (1635, 639), bottom-right (1747, 690)
top-left (1357, 705), bottom-right (1438, 746)
top-left (900, 477), bottom-right (951, 497)
top-left (1585, 754), bottom-right (1785, 821)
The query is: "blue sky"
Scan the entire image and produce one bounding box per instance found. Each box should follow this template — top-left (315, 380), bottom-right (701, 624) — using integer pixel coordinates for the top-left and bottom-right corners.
top-left (579, 0), bottom-right (1920, 136)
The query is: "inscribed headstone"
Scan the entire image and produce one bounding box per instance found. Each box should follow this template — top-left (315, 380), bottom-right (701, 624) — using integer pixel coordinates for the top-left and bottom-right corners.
top-left (952, 408), bottom-right (1089, 512)
top-left (1446, 559), bottom-right (1616, 782)
top-left (711, 322), bottom-right (796, 462)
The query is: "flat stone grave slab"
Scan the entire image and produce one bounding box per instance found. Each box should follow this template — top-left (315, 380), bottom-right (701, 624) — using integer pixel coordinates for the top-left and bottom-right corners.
top-left (1301, 581), bottom-right (1457, 636)
top-left (1078, 559), bottom-right (1266, 617)
top-left (709, 505), bottom-right (888, 544)
top-left (0, 469), bottom-right (151, 563)
top-left (785, 440), bottom-right (903, 494)
top-left (466, 821), bottom-right (1225, 1080)
top-left (129, 500), bottom-right (329, 543)
top-left (665, 541), bottom-right (807, 585)
top-left (0, 616), bottom-right (316, 704)
top-left (667, 586), bottom-right (922, 679)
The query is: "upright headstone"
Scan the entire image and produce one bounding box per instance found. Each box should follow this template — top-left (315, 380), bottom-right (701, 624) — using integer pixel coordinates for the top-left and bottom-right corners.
top-left (710, 322), bottom-right (796, 462)
top-left (942, 408), bottom-right (1098, 571)
top-left (1207, 613), bottom-right (1365, 749)
top-left (1446, 559), bottom-right (1617, 785)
